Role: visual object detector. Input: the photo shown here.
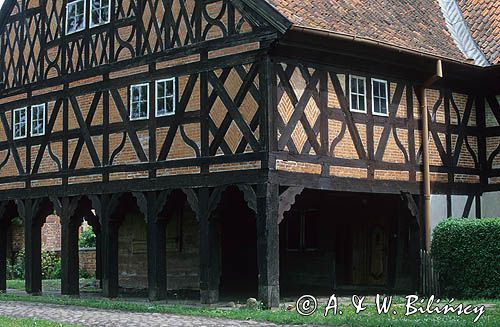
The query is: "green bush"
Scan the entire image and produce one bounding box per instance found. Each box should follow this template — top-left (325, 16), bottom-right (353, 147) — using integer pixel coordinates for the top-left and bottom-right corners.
top-left (431, 218), bottom-right (500, 299)
top-left (79, 228), bottom-right (96, 248)
top-left (41, 252), bottom-right (61, 280)
top-left (7, 250), bottom-right (25, 279)
top-left (7, 250), bottom-right (61, 280)
top-left (79, 269), bottom-right (94, 279)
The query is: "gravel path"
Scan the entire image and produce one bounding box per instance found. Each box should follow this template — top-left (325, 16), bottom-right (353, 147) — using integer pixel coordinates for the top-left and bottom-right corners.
top-left (0, 301), bottom-right (279, 326)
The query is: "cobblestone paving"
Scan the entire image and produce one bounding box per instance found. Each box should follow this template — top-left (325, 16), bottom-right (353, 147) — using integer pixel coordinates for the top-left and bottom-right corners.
top-left (0, 301), bottom-right (280, 326)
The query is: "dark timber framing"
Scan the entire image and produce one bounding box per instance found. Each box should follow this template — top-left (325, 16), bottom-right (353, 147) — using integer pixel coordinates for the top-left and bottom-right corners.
top-left (0, 0), bottom-right (499, 309)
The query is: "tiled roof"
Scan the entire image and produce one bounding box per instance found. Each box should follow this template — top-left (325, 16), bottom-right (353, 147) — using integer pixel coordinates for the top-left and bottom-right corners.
top-left (458, 0), bottom-right (500, 64)
top-left (265, 0), bottom-right (470, 63)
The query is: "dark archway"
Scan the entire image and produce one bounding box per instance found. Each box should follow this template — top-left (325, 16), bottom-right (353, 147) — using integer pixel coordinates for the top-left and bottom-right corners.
top-left (0, 200), bottom-right (21, 292)
top-left (279, 189), bottom-right (420, 296)
top-left (217, 186), bottom-right (258, 299)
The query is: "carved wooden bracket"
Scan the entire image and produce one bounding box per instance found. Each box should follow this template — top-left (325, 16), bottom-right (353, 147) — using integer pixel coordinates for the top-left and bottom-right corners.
top-left (132, 190), bottom-right (173, 223)
top-left (88, 195), bottom-right (102, 220)
top-left (50, 196), bottom-right (81, 223)
top-left (278, 186), bottom-right (304, 225)
top-left (236, 185), bottom-right (257, 213)
top-left (401, 191), bottom-right (420, 228)
top-left (14, 199), bottom-right (25, 220)
top-left (182, 188), bottom-right (200, 221)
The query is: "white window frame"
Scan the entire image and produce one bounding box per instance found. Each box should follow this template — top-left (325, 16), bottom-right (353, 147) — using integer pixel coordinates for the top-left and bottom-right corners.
top-left (31, 104), bottom-right (46, 137)
top-left (13, 108), bottom-right (27, 140)
top-left (349, 75), bottom-right (367, 113)
top-left (155, 78), bottom-right (176, 117)
top-left (129, 83), bottom-right (150, 121)
top-left (90, 0), bottom-right (112, 28)
top-left (371, 78), bottom-right (389, 117)
top-left (65, 0), bottom-right (87, 35)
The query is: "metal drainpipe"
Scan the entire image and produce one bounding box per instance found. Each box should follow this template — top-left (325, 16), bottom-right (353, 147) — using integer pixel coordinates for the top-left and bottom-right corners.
top-left (421, 60), bottom-right (443, 252)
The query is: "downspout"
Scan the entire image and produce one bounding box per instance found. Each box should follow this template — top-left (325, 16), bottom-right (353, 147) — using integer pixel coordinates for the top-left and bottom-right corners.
top-left (421, 60), bottom-right (443, 252)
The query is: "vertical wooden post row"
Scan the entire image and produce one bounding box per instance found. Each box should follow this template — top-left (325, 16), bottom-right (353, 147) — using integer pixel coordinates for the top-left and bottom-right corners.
top-left (0, 202), bottom-right (9, 293)
top-left (24, 199), bottom-right (51, 295)
top-left (145, 191), bottom-right (168, 301)
top-left (256, 183), bottom-right (280, 308)
top-left (56, 197), bottom-right (81, 296)
top-left (199, 188), bottom-right (221, 305)
top-left (100, 195), bottom-right (119, 298)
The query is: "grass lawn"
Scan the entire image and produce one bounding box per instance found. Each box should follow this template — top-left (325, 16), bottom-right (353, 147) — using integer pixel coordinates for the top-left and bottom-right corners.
top-left (0, 316), bottom-right (78, 327)
top-left (0, 291), bottom-right (498, 326)
top-left (7, 279), bottom-right (97, 292)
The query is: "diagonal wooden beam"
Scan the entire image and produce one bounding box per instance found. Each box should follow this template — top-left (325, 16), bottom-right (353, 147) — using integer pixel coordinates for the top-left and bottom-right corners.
top-left (158, 74), bottom-right (198, 161)
top-left (210, 63), bottom-right (259, 155)
top-left (451, 95), bottom-right (474, 166)
top-left (69, 96), bottom-right (102, 167)
top-left (208, 71), bottom-right (260, 151)
top-left (276, 68), bottom-right (321, 151)
top-left (69, 92), bottom-right (102, 169)
top-left (329, 72), bottom-right (367, 160)
top-left (0, 112), bottom-right (25, 175)
top-left (31, 99), bottom-right (62, 174)
top-left (110, 89), bottom-right (148, 162)
top-left (421, 94), bottom-right (448, 165)
top-left (374, 83), bottom-right (405, 161)
top-left (486, 96), bottom-right (500, 124)
top-left (207, 68), bottom-right (233, 155)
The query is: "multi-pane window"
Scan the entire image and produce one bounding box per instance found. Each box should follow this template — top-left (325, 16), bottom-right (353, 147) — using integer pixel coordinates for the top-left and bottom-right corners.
top-left (285, 210), bottom-right (319, 252)
top-left (130, 84), bottom-right (149, 120)
top-left (156, 78), bottom-right (176, 117)
top-left (13, 108), bottom-right (27, 140)
top-left (31, 104), bottom-right (46, 137)
top-left (372, 79), bottom-right (389, 116)
top-left (66, 0), bottom-right (86, 34)
top-left (90, 0), bottom-right (111, 28)
top-left (349, 75), bottom-right (366, 112)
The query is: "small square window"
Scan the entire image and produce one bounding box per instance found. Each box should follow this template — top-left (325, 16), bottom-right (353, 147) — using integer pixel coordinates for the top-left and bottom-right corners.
top-left (285, 210), bottom-right (320, 252)
top-left (156, 78), bottom-right (176, 117)
top-left (90, 0), bottom-right (111, 28)
top-left (130, 83), bottom-right (150, 120)
top-left (372, 79), bottom-right (389, 116)
top-left (66, 0), bottom-right (86, 35)
top-left (13, 108), bottom-right (27, 140)
top-left (31, 104), bottom-right (46, 137)
top-left (349, 75), bottom-right (366, 113)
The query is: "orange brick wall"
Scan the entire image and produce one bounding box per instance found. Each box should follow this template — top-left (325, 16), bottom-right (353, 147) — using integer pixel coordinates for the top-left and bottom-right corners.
top-left (0, 50), bottom-right (263, 189)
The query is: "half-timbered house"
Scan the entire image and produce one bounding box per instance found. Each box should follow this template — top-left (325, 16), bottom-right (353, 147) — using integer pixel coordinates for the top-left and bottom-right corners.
top-left (0, 0), bottom-right (498, 307)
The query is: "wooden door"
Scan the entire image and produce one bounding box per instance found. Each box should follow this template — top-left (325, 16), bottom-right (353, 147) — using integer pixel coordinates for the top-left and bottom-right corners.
top-left (352, 220), bottom-right (389, 286)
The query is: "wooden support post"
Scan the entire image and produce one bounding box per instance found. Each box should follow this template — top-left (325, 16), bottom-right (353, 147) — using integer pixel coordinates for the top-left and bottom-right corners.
top-left (95, 231), bottom-right (102, 288)
top-left (24, 200), bottom-right (42, 295)
top-left (199, 188), bottom-right (220, 305)
top-left (102, 210), bottom-right (119, 298)
top-left (0, 223), bottom-right (8, 293)
top-left (256, 183), bottom-right (280, 308)
top-left (60, 214), bottom-right (80, 296)
top-left (146, 192), bottom-right (167, 301)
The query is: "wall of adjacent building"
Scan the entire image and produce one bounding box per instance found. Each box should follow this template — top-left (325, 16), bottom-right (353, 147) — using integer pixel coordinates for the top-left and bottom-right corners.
top-left (117, 208), bottom-right (200, 291)
top-left (481, 192), bottom-right (500, 217)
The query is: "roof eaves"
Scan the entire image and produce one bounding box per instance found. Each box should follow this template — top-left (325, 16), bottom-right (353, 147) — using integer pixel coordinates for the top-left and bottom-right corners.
top-left (290, 25), bottom-right (481, 69)
top-left (238, 0), bottom-right (292, 34)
